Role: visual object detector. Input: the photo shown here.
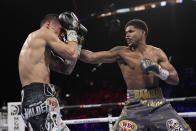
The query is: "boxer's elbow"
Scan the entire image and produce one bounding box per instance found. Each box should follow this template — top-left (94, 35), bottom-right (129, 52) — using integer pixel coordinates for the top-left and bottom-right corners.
top-left (61, 64), bottom-right (75, 75)
top-left (58, 70), bottom-right (72, 76)
top-left (171, 76), bottom-right (179, 85)
top-left (172, 72), bottom-right (180, 85)
top-left (64, 70), bottom-right (73, 75)
top-left (167, 74), bottom-right (179, 85)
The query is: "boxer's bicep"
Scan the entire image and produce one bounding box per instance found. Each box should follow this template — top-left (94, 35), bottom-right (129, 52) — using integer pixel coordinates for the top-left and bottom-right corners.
top-left (157, 48), bottom-right (179, 84)
top-left (158, 49), bottom-right (175, 73)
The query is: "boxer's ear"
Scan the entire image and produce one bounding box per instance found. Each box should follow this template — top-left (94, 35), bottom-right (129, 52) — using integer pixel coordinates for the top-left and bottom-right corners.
top-left (45, 21), bottom-right (50, 28)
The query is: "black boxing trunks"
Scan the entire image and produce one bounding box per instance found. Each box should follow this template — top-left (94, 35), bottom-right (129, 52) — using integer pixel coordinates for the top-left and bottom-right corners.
top-left (111, 87), bottom-right (191, 131)
top-left (21, 83), bottom-right (70, 131)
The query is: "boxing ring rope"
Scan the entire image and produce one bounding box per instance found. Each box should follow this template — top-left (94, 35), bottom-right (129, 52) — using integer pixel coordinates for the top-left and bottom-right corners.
top-left (63, 112), bottom-right (196, 125)
top-left (1, 96), bottom-right (196, 130)
top-left (60, 102), bottom-right (124, 109)
top-left (60, 96), bottom-right (196, 127)
top-left (60, 96), bottom-right (196, 110)
top-left (166, 96), bottom-right (196, 102)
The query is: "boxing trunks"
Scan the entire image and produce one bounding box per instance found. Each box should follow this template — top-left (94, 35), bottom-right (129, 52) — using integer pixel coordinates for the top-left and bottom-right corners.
top-left (21, 83), bottom-right (70, 131)
top-left (111, 87), bottom-right (191, 131)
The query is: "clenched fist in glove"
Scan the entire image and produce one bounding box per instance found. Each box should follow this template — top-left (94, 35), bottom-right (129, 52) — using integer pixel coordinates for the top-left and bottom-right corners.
top-left (140, 58), bottom-right (169, 80)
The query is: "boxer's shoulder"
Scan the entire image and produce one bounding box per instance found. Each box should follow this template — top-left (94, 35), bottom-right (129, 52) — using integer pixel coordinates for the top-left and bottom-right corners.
top-left (110, 46), bottom-right (127, 52)
top-left (147, 45), bottom-right (160, 51)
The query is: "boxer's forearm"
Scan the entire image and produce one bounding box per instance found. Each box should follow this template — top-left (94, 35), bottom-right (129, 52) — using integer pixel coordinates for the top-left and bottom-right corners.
top-left (79, 49), bottom-right (94, 63)
top-left (80, 49), bottom-right (117, 64)
top-left (62, 60), bottom-right (77, 75)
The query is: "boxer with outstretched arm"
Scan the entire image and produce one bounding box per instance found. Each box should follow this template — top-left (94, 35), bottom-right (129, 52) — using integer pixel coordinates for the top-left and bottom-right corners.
top-left (80, 19), bottom-right (191, 131)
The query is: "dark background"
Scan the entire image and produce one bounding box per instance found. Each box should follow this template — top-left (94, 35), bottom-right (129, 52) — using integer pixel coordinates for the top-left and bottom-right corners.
top-left (1, 0), bottom-right (196, 129)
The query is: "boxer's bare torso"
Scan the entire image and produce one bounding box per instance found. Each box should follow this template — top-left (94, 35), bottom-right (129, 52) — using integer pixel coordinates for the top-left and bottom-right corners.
top-left (19, 29), bottom-right (52, 87)
top-left (117, 45), bottom-right (160, 89)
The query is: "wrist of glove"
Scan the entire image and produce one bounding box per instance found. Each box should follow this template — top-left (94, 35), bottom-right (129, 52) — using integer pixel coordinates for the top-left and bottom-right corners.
top-left (157, 68), bottom-right (169, 80)
top-left (66, 30), bottom-right (78, 42)
top-left (140, 58), bottom-right (169, 80)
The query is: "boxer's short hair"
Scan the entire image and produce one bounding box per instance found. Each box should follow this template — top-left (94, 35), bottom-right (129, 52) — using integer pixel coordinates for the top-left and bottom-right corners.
top-left (40, 14), bottom-right (59, 27)
top-left (125, 19), bottom-right (148, 37)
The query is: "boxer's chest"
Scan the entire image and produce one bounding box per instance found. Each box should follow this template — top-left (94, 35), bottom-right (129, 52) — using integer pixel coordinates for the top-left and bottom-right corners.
top-left (118, 49), bottom-right (158, 68)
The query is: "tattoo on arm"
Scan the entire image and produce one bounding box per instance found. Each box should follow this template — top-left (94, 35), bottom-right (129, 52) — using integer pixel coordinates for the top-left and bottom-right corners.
top-left (50, 51), bottom-right (77, 75)
top-left (63, 59), bottom-right (77, 75)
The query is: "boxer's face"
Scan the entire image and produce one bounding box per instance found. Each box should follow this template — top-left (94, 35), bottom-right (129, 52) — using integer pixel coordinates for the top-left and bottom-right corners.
top-left (125, 25), bottom-right (144, 46)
